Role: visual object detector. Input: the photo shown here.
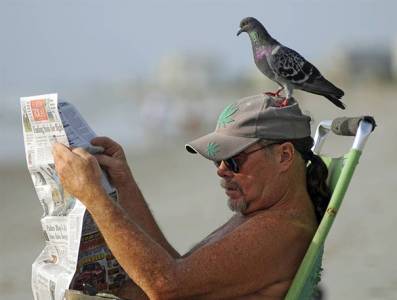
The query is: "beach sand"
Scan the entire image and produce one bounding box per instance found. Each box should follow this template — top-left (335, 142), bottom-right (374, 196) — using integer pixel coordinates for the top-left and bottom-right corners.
top-left (1, 85), bottom-right (396, 299)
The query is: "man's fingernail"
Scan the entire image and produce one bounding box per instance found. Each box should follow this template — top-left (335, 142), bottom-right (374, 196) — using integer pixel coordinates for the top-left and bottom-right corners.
top-left (83, 145), bottom-right (105, 155)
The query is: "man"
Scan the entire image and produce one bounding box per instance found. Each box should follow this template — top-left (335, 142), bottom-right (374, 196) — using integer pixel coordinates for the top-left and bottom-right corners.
top-left (53, 95), bottom-right (328, 299)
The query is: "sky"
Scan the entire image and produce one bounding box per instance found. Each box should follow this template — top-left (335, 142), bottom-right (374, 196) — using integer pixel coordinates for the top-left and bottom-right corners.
top-left (1, 0), bottom-right (396, 92)
top-left (0, 0), bottom-right (396, 162)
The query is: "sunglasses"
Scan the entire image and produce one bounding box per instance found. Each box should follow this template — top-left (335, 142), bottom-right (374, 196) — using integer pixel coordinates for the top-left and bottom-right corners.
top-left (214, 142), bottom-right (280, 173)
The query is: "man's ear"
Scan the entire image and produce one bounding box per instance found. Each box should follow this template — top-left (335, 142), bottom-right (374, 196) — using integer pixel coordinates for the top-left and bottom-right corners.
top-left (277, 142), bottom-right (295, 172)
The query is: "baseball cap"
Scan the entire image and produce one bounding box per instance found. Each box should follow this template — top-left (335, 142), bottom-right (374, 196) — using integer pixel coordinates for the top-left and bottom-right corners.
top-left (185, 94), bottom-right (311, 161)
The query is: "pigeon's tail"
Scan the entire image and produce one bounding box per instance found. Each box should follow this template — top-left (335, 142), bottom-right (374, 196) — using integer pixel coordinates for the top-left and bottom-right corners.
top-left (322, 92), bottom-right (346, 110)
top-left (301, 77), bottom-right (346, 110)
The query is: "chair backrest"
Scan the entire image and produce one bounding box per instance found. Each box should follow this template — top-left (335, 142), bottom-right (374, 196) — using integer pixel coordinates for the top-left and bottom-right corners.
top-left (285, 116), bottom-right (376, 300)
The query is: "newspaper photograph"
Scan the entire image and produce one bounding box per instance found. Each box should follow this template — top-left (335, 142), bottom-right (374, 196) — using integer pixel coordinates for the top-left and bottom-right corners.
top-left (21, 93), bottom-right (126, 300)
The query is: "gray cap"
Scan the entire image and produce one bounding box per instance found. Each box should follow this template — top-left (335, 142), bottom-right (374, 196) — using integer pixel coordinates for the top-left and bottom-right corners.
top-left (185, 94), bottom-right (311, 161)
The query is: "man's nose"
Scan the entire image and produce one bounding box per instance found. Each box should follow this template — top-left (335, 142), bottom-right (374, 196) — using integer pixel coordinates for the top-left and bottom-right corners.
top-left (216, 161), bottom-right (234, 178)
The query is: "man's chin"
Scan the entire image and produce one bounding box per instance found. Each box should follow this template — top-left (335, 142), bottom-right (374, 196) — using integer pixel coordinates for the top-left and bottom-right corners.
top-left (227, 197), bottom-right (248, 213)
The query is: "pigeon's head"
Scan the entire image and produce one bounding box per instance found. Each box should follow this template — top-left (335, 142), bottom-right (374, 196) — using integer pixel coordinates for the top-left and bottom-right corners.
top-left (237, 17), bottom-right (263, 36)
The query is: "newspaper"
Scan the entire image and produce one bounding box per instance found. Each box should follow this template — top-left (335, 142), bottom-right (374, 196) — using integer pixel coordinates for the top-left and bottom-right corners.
top-left (21, 93), bottom-right (127, 300)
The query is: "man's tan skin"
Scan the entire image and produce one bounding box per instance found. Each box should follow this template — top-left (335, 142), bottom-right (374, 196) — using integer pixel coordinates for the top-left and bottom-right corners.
top-left (52, 136), bottom-right (317, 300)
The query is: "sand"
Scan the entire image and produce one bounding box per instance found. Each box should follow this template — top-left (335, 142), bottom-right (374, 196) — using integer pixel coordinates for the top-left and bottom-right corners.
top-left (1, 84), bottom-right (396, 299)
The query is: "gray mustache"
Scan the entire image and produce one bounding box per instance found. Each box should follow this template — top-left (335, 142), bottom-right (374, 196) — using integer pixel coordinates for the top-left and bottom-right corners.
top-left (220, 179), bottom-right (241, 192)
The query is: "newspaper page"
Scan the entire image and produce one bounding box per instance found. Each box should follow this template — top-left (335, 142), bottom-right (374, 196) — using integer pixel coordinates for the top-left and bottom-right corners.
top-left (21, 94), bottom-right (126, 300)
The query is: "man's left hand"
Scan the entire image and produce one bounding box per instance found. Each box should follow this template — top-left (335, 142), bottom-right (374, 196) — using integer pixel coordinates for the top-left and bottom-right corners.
top-left (52, 143), bottom-right (105, 207)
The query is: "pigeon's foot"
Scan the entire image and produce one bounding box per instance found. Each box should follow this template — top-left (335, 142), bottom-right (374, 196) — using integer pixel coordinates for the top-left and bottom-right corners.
top-left (275, 97), bottom-right (289, 107)
top-left (264, 91), bottom-right (278, 97)
top-left (264, 89), bottom-right (284, 98)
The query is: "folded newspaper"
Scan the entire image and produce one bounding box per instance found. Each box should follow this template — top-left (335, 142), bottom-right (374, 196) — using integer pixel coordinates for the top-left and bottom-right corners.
top-left (21, 94), bottom-right (127, 300)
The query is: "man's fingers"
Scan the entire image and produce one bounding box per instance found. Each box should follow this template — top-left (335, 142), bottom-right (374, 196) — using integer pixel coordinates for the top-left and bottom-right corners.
top-left (51, 144), bottom-right (103, 203)
top-left (90, 136), bottom-right (123, 157)
top-left (75, 145), bottom-right (104, 155)
top-left (91, 136), bottom-right (113, 143)
top-left (91, 136), bottom-right (118, 148)
top-left (72, 147), bottom-right (93, 160)
top-left (52, 143), bottom-right (76, 178)
top-left (52, 143), bottom-right (72, 159)
top-left (52, 142), bottom-right (69, 152)
top-left (94, 154), bottom-right (117, 168)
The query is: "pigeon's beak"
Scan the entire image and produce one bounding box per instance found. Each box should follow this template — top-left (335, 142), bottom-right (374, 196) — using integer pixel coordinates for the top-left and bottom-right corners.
top-left (237, 28), bottom-right (245, 36)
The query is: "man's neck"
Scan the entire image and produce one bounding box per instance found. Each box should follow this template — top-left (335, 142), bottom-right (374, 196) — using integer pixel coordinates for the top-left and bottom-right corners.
top-left (244, 170), bottom-right (311, 216)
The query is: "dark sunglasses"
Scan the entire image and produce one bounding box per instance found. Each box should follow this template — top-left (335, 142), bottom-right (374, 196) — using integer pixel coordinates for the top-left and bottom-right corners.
top-left (214, 142), bottom-right (280, 173)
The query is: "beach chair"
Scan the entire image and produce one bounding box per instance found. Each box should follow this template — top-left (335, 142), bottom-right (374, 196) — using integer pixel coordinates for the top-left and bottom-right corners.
top-left (285, 116), bottom-right (377, 300)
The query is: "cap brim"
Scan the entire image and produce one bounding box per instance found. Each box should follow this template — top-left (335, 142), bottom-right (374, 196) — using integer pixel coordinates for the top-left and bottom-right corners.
top-left (185, 132), bottom-right (260, 161)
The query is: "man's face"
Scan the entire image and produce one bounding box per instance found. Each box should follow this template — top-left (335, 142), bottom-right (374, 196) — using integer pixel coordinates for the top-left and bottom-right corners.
top-left (217, 143), bottom-right (281, 215)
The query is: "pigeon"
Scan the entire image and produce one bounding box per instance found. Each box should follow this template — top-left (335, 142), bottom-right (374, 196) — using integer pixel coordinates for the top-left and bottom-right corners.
top-left (237, 17), bottom-right (345, 109)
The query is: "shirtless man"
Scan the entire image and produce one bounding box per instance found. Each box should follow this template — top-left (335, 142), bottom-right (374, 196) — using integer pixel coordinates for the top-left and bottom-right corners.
top-left (53, 95), bottom-right (330, 299)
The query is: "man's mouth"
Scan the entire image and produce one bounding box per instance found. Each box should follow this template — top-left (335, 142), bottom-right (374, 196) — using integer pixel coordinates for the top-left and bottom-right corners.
top-left (225, 189), bottom-right (241, 199)
top-left (220, 180), bottom-right (241, 197)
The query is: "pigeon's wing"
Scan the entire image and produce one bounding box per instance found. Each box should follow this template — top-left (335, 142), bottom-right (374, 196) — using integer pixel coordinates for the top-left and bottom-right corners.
top-left (269, 45), bottom-right (346, 109)
top-left (269, 46), bottom-right (321, 85)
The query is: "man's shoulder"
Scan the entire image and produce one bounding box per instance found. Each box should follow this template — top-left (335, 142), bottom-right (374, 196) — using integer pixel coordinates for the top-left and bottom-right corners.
top-left (244, 209), bottom-right (316, 232)
top-left (179, 210), bottom-right (314, 298)
top-left (185, 209), bottom-right (315, 262)
top-left (239, 209), bottom-right (316, 253)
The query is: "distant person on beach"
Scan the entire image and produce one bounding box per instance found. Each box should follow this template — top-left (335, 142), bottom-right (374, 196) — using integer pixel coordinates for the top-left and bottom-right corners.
top-left (52, 95), bottom-right (330, 299)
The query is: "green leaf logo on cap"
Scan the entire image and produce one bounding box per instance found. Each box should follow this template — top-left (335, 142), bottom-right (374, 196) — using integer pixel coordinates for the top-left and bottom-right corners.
top-left (217, 103), bottom-right (239, 128)
top-left (207, 142), bottom-right (220, 159)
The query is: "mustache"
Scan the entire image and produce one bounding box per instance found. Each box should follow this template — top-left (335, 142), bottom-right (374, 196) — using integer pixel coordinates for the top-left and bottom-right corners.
top-left (220, 179), bottom-right (242, 192)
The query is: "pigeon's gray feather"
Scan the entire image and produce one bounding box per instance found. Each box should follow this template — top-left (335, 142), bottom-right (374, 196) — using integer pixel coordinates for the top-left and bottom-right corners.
top-left (269, 46), bottom-right (346, 109)
top-left (238, 17), bottom-right (346, 109)
top-left (270, 46), bottom-right (315, 85)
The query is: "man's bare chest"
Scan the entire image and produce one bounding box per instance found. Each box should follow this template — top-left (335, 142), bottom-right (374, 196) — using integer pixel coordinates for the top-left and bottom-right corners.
top-left (184, 214), bottom-right (246, 256)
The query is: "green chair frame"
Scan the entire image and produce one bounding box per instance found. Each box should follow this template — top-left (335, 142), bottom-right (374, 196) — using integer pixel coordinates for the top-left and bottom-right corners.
top-left (285, 117), bottom-right (376, 300)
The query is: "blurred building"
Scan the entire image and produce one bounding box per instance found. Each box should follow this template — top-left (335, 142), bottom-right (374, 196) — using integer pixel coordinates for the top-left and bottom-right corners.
top-left (333, 44), bottom-right (394, 82)
top-left (155, 52), bottom-right (225, 96)
top-left (392, 37), bottom-right (397, 81)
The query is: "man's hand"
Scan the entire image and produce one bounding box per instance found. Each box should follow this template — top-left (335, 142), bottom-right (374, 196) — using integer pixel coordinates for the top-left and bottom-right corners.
top-left (91, 137), bottom-right (181, 260)
top-left (52, 143), bottom-right (105, 207)
top-left (90, 137), bottom-right (134, 188)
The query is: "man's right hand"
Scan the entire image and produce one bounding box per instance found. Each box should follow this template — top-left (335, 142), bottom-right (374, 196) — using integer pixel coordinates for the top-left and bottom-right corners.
top-left (90, 137), bottom-right (134, 188)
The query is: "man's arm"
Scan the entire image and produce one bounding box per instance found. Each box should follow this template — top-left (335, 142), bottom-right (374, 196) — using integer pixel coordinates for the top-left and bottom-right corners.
top-left (91, 137), bottom-right (180, 259)
top-left (84, 191), bottom-right (300, 299)
top-left (52, 144), bottom-right (304, 299)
